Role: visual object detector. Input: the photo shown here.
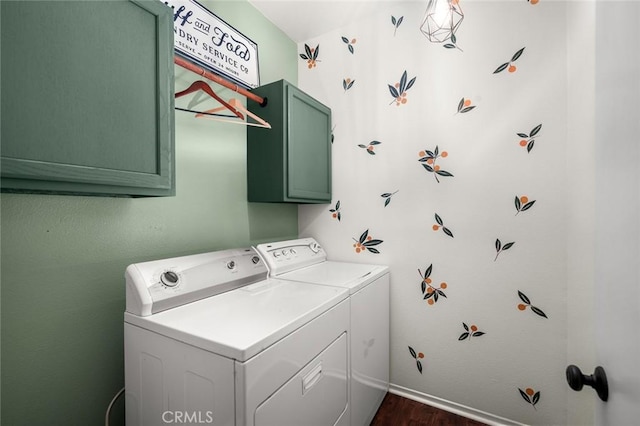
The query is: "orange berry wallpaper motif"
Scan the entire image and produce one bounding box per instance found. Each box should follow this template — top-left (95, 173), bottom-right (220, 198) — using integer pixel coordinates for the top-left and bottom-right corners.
top-left (456, 98), bottom-right (475, 114)
top-left (341, 36), bottom-right (356, 54)
top-left (433, 213), bottom-right (454, 238)
top-left (299, 43), bottom-right (320, 69)
top-left (408, 346), bottom-right (425, 374)
top-left (517, 124), bottom-right (543, 153)
top-left (458, 323), bottom-right (485, 340)
top-left (329, 200), bottom-right (341, 221)
top-left (494, 47), bottom-right (526, 74)
top-left (357, 140), bottom-right (381, 155)
top-left (517, 291), bottom-right (548, 318)
top-left (418, 146), bottom-right (453, 183)
top-left (388, 70), bottom-right (416, 106)
top-left (342, 78), bottom-right (355, 92)
top-left (519, 387), bottom-right (541, 409)
top-left (419, 264), bottom-right (448, 306)
top-left (515, 195), bottom-right (536, 215)
top-left (352, 229), bottom-right (383, 254)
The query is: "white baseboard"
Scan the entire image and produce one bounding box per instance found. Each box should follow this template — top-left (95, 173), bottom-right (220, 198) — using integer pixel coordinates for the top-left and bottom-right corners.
top-left (388, 383), bottom-right (528, 426)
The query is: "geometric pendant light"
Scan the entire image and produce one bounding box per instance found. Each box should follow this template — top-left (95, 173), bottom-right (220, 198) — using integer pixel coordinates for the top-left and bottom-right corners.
top-left (420, 0), bottom-right (464, 43)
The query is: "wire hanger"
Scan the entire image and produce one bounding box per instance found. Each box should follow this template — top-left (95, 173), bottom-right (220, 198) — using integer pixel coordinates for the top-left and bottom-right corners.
top-left (175, 80), bottom-right (244, 120)
top-left (195, 98), bottom-right (271, 129)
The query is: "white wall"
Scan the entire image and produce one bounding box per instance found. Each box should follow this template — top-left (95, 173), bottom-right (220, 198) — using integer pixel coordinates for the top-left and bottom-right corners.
top-left (297, 1), bottom-right (575, 424)
top-left (566, 1), bottom-right (596, 425)
top-left (594, 1), bottom-right (640, 424)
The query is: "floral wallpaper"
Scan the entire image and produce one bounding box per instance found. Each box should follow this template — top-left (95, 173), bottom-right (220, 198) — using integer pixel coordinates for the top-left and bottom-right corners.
top-left (297, 1), bottom-right (569, 425)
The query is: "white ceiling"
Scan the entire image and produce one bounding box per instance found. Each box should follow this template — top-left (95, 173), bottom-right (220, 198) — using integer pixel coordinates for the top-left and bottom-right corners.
top-left (248, 0), bottom-right (396, 42)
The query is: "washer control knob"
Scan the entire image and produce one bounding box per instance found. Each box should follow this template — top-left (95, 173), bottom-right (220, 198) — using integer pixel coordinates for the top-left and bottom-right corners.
top-left (282, 250), bottom-right (288, 256)
top-left (226, 261), bottom-right (236, 270)
top-left (309, 242), bottom-right (321, 253)
top-left (273, 251), bottom-right (281, 258)
top-left (251, 256), bottom-right (261, 264)
top-left (160, 271), bottom-right (179, 287)
top-left (290, 248), bottom-right (297, 255)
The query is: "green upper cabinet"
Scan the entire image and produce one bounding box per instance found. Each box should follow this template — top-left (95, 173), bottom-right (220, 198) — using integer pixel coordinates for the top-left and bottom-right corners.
top-left (247, 80), bottom-right (332, 203)
top-left (0, 0), bottom-right (175, 197)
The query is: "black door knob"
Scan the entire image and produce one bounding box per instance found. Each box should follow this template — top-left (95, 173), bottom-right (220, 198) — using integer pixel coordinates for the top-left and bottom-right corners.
top-left (566, 365), bottom-right (608, 401)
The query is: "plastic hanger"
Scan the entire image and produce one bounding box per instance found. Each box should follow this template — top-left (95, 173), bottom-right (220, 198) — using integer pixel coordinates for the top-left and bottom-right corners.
top-left (195, 98), bottom-right (271, 129)
top-left (175, 80), bottom-right (244, 120)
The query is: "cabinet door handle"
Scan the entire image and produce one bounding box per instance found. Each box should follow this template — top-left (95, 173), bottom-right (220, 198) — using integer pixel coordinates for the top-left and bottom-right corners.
top-left (566, 365), bottom-right (609, 401)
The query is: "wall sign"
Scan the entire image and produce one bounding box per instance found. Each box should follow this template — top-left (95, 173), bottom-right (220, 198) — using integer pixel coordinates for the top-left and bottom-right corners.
top-left (164, 0), bottom-right (260, 89)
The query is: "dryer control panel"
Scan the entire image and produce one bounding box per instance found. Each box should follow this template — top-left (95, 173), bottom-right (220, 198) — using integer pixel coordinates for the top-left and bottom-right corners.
top-left (125, 248), bottom-right (267, 316)
top-left (255, 237), bottom-right (327, 276)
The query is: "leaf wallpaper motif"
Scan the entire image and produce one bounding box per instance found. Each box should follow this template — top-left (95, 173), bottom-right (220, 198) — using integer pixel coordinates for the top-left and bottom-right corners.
top-left (517, 124), bottom-right (543, 153)
top-left (381, 190), bottom-right (398, 207)
top-left (299, 43), bottom-right (320, 68)
top-left (456, 98), bottom-right (476, 114)
top-left (388, 70), bottom-right (416, 106)
top-left (418, 146), bottom-right (453, 183)
top-left (444, 32), bottom-right (463, 51)
top-left (458, 323), bottom-right (485, 340)
top-left (408, 346), bottom-right (425, 374)
top-left (391, 16), bottom-right (404, 36)
top-left (494, 47), bottom-right (526, 74)
top-left (357, 140), bottom-right (381, 155)
top-left (519, 387), bottom-right (541, 409)
top-left (515, 195), bottom-right (536, 215)
top-left (517, 291), bottom-right (548, 318)
top-left (342, 78), bottom-right (355, 92)
top-left (298, 2), bottom-right (569, 424)
top-left (419, 263), bottom-right (449, 306)
top-left (352, 229), bottom-right (383, 254)
top-left (494, 238), bottom-right (515, 261)
top-left (329, 200), bottom-right (341, 221)
top-left (433, 213), bottom-right (454, 238)
top-left (341, 36), bottom-right (356, 54)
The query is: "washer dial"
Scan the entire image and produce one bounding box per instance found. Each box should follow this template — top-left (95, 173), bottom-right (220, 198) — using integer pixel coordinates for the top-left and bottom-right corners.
top-left (160, 271), bottom-right (179, 287)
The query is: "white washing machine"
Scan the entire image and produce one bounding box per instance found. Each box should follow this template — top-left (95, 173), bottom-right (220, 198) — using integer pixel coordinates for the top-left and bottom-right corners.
top-left (124, 247), bottom-right (350, 426)
top-left (255, 238), bottom-right (390, 426)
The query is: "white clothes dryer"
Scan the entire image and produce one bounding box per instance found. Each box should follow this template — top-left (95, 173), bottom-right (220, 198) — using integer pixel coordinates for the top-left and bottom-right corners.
top-left (255, 238), bottom-right (390, 426)
top-left (124, 247), bottom-right (350, 426)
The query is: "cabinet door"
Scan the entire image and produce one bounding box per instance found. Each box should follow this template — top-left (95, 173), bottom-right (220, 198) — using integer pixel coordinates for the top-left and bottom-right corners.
top-left (0, 0), bottom-right (174, 197)
top-left (286, 86), bottom-right (332, 202)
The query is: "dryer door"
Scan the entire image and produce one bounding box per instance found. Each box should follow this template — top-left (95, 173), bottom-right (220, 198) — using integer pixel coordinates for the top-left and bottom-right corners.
top-left (254, 333), bottom-right (348, 426)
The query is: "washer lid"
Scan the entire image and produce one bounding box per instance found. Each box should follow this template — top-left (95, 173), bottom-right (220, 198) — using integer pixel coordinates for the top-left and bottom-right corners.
top-left (124, 279), bottom-right (348, 362)
top-left (278, 261), bottom-right (389, 294)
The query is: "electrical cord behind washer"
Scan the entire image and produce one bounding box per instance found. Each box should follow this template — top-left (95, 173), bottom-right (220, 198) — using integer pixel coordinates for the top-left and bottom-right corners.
top-left (105, 387), bottom-right (125, 426)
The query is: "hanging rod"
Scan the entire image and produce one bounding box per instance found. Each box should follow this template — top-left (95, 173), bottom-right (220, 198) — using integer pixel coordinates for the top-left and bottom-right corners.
top-left (174, 56), bottom-right (266, 107)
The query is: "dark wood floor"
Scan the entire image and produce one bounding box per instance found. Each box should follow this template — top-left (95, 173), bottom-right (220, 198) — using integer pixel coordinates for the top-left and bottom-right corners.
top-left (370, 393), bottom-right (487, 426)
